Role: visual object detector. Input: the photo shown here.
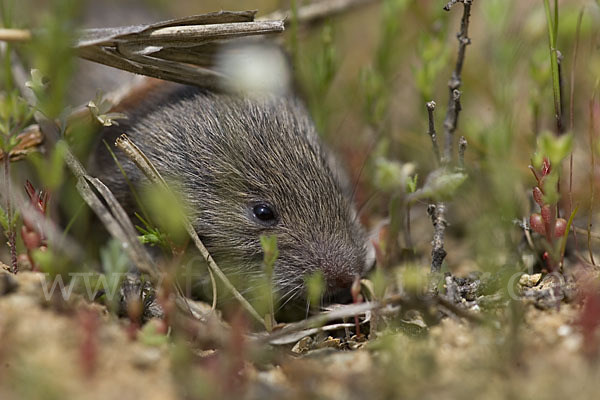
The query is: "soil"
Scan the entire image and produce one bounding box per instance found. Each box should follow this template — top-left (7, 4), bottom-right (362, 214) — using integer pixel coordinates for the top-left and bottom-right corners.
top-left (1, 267), bottom-right (599, 400)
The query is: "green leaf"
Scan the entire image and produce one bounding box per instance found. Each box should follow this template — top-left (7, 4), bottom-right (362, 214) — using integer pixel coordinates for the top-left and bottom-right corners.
top-left (537, 130), bottom-right (573, 164)
top-left (541, 169), bottom-right (560, 205)
top-left (138, 321), bottom-right (169, 347)
top-left (408, 169), bottom-right (468, 203)
top-left (25, 69), bottom-right (47, 103)
top-left (406, 174), bottom-right (418, 194)
top-left (305, 271), bottom-right (324, 309)
top-left (373, 157), bottom-right (415, 192)
top-left (100, 239), bottom-right (129, 276)
top-left (135, 213), bottom-right (170, 250)
top-left (10, 210), bottom-right (19, 229)
top-left (260, 234), bottom-right (279, 276)
top-left (87, 92), bottom-right (128, 127)
top-left (0, 205), bottom-right (8, 231)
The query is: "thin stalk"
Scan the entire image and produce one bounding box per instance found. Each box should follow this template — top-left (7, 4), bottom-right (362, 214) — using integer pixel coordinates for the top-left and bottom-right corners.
top-left (560, 205), bottom-right (579, 265)
top-left (543, 0), bottom-right (562, 132)
top-left (426, 101), bottom-right (440, 165)
top-left (404, 202), bottom-right (413, 250)
top-left (568, 8), bottom-right (584, 248)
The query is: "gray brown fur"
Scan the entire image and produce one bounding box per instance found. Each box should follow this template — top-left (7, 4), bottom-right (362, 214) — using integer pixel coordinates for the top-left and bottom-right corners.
top-left (95, 84), bottom-right (372, 301)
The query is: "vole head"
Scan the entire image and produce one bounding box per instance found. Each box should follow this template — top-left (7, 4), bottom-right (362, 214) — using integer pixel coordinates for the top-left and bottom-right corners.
top-left (119, 88), bottom-right (375, 303)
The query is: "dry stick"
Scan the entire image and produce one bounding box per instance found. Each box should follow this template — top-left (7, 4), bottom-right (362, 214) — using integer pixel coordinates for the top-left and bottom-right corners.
top-left (428, 1), bottom-right (473, 273)
top-left (114, 134), bottom-right (265, 328)
top-left (442, 0), bottom-right (471, 163)
top-left (443, 0), bottom-right (461, 11)
top-left (426, 101), bottom-right (441, 165)
top-left (443, 89), bottom-right (463, 163)
top-left (428, 204), bottom-right (448, 273)
top-left (262, 292), bottom-right (482, 344)
top-left (425, 102), bottom-right (444, 272)
top-left (262, 301), bottom-right (378, 344)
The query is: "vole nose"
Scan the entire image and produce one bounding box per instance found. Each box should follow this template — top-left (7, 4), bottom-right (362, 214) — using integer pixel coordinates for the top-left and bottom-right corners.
top-left (323, 269), bottom-right (355, 291)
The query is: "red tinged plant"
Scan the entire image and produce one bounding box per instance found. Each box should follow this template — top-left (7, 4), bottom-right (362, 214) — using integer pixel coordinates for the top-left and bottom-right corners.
top-left (78, 309), bottom-right (100, 378)
top-left (529, 158), bottom-right (567, 271)
top-left (576, 282), bottom-right (600, 358)
top-left (21, 180), bottom-right (49, 271)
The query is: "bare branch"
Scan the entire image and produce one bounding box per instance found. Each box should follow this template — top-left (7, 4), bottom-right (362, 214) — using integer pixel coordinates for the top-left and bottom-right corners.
top-left (428, 204), bottom-right (448, 273)
top-left (442, 1), bottom-right (472, 163)
top-left (425, 1), bottom-right (474, 273)
top-left (426, 101), bottom-right (441, 165)
top-left (443, 0), bottom-right (460, 11)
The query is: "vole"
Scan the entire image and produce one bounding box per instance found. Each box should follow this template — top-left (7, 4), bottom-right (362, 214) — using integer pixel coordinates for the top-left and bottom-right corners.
top-left (95, 82), bottom-right (374, 303)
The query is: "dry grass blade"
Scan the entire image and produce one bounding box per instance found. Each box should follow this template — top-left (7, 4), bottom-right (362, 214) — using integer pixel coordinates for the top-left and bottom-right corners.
top-left (0, 28), bottom-right (32, 42)
top-left (0, 125), bottom-right (44, 162)
top-left (115, 134), bottom-right (265, 328)
top-left (83, 175), bottom-right (157, 275)
top-left (77, 45), bottom-right (226, 89)
top-left (75, 11), bottom-right (284, 89)
top-left (76, 11), bottom-right (258, 47)
top-left (261, 301), bottom-right (379, 344)
top-left (11, 52), bottom-right (159, 280)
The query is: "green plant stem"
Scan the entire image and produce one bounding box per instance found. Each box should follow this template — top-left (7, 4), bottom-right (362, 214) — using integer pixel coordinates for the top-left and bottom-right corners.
top-left (560, 205), bottom-right (578, 265)
top-left (543, 0), bottom-right (562, 132)
top-left (404, 202), bottom-right (412, 250)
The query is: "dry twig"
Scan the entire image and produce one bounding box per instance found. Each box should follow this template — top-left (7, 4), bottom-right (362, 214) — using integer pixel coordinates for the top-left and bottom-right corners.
top-left (426, 1), bottom-right (474, 273)
top-left (115, 134), bottom-right (265, 328)
top-left (426, 101), bottom-right (441, 165)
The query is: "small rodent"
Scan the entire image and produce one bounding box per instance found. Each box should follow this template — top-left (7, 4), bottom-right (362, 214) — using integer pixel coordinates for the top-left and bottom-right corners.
top-left (95, 83), bottom-right (374, 301)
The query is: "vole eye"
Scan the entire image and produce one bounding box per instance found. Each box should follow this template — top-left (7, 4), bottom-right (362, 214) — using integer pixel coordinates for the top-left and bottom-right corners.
top-left (251, 203), bottom-right (278, 225)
